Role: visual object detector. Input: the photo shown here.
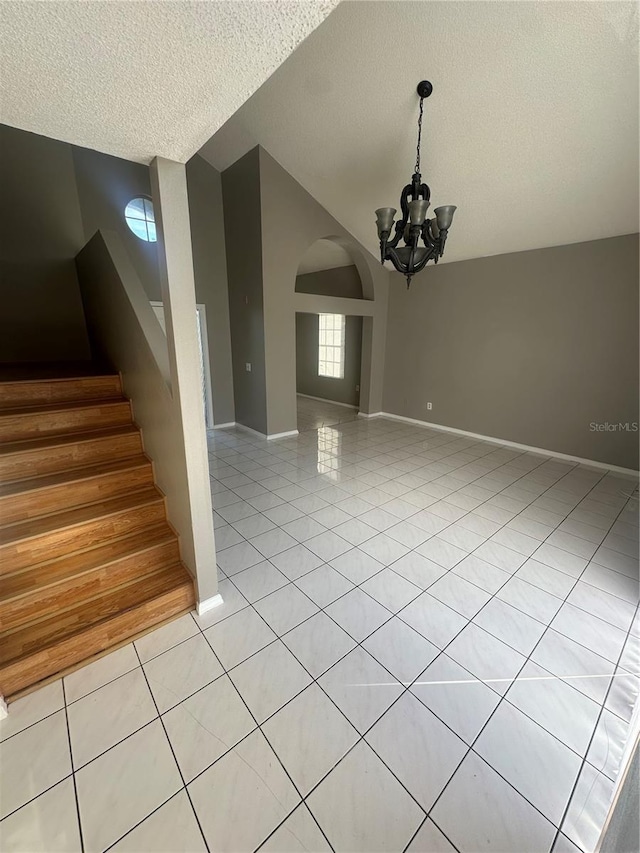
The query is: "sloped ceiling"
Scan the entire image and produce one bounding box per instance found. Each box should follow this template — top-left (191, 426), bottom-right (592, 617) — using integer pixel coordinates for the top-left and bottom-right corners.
top-left (200, 1), bottom-right (639, 264)
top-left (0, 0), bottom-right (338, 164)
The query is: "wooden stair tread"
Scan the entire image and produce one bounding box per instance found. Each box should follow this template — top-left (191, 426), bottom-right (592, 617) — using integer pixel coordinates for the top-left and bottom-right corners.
top-left (0, 374), bottom-right (123, 411)
top-left (1, 486), bottom-right (162, 539)
top-left (0, 424), bottom-right (139, 456)
top-left (0, 398), bottom-right (129, 417)
top-left (1, 524), bottom-right (177, 601)
top-left (1, 487), bottom-right (163, 543)
top-left (0, 455), bottom-right (151, 499)
top-left (0, 563), bottom-right (193, 667)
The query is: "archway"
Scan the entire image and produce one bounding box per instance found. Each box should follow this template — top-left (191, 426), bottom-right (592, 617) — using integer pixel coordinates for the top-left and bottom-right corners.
top-left (294, 238), bottom-right (367, 431)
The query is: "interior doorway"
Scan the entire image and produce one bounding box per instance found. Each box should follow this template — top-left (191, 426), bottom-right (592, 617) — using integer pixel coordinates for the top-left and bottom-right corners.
top-left (295, 311), bottom-right (362, 431)
top-left (294, 239), bottom-right (367, 432)
top-left (150, 301), bottom-right (215, 429)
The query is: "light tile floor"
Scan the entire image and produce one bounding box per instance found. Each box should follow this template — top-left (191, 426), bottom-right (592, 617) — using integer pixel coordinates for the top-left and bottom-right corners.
top-left (296, 395), bottom-right (359, 432)
top-left (1, 418), bottom-right (639, 852)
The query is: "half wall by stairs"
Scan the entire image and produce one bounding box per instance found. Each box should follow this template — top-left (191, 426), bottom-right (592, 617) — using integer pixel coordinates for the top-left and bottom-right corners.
top-left (0, 371), bottom-right (195, 700)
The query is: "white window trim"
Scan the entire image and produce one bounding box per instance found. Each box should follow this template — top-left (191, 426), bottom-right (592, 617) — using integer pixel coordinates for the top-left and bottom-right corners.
top-left (318, 313), bottom-right (346, 379)
top-left (125, 196), bottom-right (157, 243)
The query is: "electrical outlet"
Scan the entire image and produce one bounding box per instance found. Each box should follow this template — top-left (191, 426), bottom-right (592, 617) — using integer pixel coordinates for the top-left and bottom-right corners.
top-left (426, 402), bottom-right (433, 411)
top-left (355, 384), bottom-right (360, 392)
top-left (245, 363), bottom-right (252, 372)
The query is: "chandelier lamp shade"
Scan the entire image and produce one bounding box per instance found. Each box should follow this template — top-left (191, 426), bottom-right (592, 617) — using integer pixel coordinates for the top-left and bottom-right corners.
top-left (375, 81), bottom-right (457, 287)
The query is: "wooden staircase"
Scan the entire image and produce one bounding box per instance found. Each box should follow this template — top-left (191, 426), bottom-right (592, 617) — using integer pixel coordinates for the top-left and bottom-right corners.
top-left (0, 372), bottom-right (195, 700)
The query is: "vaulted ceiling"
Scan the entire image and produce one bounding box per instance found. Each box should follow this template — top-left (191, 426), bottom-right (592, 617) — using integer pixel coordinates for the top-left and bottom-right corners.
top-left (0, 1), bottom-right (337, 163)
top-left (200, 1), bottom-right (639, 264)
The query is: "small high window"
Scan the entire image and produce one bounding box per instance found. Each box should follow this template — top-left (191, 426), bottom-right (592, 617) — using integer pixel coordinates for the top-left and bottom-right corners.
top-left (125, 197), bottom-right (156, 242)
top-left (318, 313), bottom-right (345, 379)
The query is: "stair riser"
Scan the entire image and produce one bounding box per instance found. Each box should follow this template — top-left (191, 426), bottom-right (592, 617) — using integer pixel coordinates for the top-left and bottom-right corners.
top-left (1, 539), bottom-right (180, 632)
top-left (0, 583), bottom-right (195, 698)
top-left (1, 501), bottom-right (166, 573)
top-left (0, 464), bottom-right (154, 524)
top-left (0, 376), bottom-right (122, 409)
top-left (0, 433), bottom-right (143, 482)
top-left (0, 402), bottom-right (132, 442)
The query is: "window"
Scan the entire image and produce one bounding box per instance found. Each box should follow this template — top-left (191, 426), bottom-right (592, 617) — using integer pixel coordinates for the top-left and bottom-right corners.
top-left (124, 197), bottom-right (156, 242)
top-left (318, 313), bottom-right (345, 378)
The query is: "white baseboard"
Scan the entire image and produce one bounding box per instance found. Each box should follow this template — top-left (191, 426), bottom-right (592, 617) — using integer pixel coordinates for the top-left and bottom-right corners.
top-left (235, 423), bottom-right (299, 441)
top-left (357, 411), bottom-right (383, 419)
top-left (297, 393), bottom-right (358, 410)
top-left (268, 429), bottom-right (299, 441)
top-left (212, 422), bottom-right (236, 430)
top-left (197, 593), bottom-right (224, 616)
top-left (0, 695), bottom-right (7, 719)
top-left (377, 412), bottom-right (639, 477)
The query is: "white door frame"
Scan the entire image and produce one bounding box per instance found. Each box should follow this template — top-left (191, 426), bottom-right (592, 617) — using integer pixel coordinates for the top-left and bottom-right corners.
top-left (151, 301), bottom-right (215, 429)
top-left (196, 304), bottom-right (215, 429)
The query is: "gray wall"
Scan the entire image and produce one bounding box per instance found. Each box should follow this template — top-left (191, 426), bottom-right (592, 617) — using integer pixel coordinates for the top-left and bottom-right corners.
top-left (186, 155), bottom-right (235, 426)
top-left (296, 313), bottom-right (362, 406)
top-left (296, 265), bottom-right (363, 298)
top-left (258, 147), bottom-right (389, 435)
top-left (221, 147), bottom-right (268, 434)
top-left (72, 146), bottom-right (161, 302)
top-left (0, 124), bottom-right (91, 362)
top-left (383, 234), bottom-right (640, 469)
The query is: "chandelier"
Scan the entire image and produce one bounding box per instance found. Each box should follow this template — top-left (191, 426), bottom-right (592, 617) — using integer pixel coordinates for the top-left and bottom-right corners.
top-left (375, 81), bottom-right (456, 287)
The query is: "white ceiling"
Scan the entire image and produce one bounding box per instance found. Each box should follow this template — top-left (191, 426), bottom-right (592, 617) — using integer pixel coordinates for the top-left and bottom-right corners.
top-left (200, 1), bottom-right (639, 264)
top-left (0, 1), bottom-right (338, 164)
top-left (298, 240), bottom-right (355, 274)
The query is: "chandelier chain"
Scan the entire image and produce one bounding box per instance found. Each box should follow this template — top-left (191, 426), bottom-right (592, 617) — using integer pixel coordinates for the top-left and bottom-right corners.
top-left (415, 96), bottom-right (424, 175)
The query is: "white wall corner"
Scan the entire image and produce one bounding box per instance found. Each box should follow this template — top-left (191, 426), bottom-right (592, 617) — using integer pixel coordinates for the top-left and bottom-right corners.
top-left (0, 695), bottom-right (8, 719)
top-left (197, 593), bottom-right (224, 616)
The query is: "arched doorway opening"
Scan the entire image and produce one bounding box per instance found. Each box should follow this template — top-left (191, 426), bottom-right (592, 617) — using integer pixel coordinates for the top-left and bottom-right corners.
top-left (294, 239), bottom-right (366, 432)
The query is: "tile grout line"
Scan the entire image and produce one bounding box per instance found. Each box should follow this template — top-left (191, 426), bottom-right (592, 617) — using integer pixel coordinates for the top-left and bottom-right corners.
top-left (215, 441), bottom-right (632, 686)
top-left (61, 679), bottom-right (86, 853)
top-left (262, 431), bottom-right (631, 607)
top-left (215, 428), bottom-right (636, 614)
top-left (547, 593), bottom-right (640, 851)
top-left (110, 643), bottom-right (213, 853)
top-left (3, 421), bottom-right (635, 849)
top-left (411, 467), bottom-right (636, 853)
top-left (188, 459), bottom-right (615, 848)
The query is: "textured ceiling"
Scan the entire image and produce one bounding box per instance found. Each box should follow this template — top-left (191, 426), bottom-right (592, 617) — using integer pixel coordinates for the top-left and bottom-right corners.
top-left (298, 240), bottom-right (354, 275)
top-left (201, 1), bottom-right (639, 264)
top-left (0, 1), bottom-right (338, 163)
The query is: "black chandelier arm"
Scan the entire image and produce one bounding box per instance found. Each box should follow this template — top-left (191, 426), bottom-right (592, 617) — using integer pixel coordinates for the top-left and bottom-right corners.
top-left (420, 221), bottom-right (437, 250)
top-left (386, 177), bottom-right (432, 251)
top-left (416, 180), bottom-right (431, 205)
top-left (387, 219), bottom-right (406, 250)
top-left (386, 183), bottom-right (412, 249)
